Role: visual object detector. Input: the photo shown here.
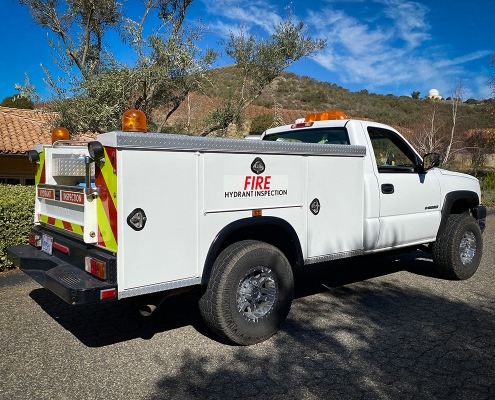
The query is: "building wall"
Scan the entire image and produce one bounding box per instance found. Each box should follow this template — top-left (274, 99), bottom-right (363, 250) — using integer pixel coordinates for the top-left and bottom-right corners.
top-left (0, 154), bottom-right (36, 185)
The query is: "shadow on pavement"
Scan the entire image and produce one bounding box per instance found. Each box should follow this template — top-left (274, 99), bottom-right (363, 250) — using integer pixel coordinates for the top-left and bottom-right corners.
top-left (148, 277), bottom-right (495, 399)
top-left (27, 249), bottom-right (495, 398)
top-left (293, 250), bottom-right (441, 299)
top-left (29, 287), bottom-right (210, 347)
top-left (28, 249), bottom-right (441, 348)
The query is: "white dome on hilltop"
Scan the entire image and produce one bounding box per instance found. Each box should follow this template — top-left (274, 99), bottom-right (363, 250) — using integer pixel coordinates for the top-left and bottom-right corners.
top-left (426, 88), bottom-right (442, 100)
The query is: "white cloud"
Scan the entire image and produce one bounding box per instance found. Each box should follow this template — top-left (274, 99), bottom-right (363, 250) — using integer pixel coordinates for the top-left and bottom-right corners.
top-left (436, 51), bottom-right (492, 68)
top-left (207, 20), bottom-right (242, 39)
top-left (304, 0), bottom-right (492, 97)
top-left (201, 0), bottom-right (282, 36)
top-left (376, 0), bottom-right (430, 48)
top-left (473, 76), bottom-right (493, 99)
top-left (201, 0), bottom-right (493, 98)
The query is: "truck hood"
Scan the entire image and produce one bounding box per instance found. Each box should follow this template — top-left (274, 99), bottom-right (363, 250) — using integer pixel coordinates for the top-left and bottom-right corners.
top-left (437, 168), bottom-right (479, 183)
top-left (435, 168), bottom-right (481, 200)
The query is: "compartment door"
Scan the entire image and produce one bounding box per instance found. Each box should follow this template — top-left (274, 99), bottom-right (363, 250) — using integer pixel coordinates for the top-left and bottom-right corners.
top-left (306, 156), bottom-right (364, 260)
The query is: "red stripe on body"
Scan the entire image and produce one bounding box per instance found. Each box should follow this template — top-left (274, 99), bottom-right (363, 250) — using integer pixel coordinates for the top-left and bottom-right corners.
top-left (62, 220), bottom-right (73, 231)
top-left (97, 227), bottom-right (105, 246)
top-left (40, 163), bottom-right (46, 184)
top-left (47, 217), bottom-right (55, 226)
top-left (107, 147), bottom-right (117, 171)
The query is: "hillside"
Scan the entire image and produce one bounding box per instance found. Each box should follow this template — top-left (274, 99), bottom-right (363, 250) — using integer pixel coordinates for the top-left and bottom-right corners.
top-left (167, 65), bottom-right (493, 137)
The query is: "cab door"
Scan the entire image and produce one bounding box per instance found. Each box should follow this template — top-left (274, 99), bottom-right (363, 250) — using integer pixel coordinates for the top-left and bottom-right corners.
top-left (364, 124), bottom-right (441, 249)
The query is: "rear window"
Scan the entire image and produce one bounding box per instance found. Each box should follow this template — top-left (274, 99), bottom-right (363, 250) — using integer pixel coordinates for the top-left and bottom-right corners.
top-left (263, 127), bottom-right (350, 145)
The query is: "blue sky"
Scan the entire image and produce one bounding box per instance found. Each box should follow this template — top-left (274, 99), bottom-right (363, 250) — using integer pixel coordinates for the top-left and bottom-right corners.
top-left (1, 0), bottom-right (493, 102)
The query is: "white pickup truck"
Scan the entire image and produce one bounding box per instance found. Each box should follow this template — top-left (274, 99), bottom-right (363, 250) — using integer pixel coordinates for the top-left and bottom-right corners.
top-left (8, 109), bottom-right (486, 345)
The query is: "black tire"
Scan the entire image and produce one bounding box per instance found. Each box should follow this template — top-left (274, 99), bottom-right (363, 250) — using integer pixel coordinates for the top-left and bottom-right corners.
top-left (432, 213), bottom-right (483, 280)
top-left (199, 240), bottom-right (294, 345)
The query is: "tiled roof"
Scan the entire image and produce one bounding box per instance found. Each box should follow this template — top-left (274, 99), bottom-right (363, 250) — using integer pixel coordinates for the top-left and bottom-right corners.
top-left (0, 107), bottom-right (53, 154)
top-left (0, 107), bottom-right (97, 154)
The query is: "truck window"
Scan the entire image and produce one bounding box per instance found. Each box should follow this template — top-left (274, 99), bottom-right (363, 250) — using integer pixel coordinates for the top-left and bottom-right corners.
top-left (263, 127), bottom-right (350, 145)
top-left (367, 127), bottom-right (419, 173)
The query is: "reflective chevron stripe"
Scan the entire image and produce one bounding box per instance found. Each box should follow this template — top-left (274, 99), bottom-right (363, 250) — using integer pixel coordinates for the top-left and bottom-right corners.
top-left (95, 147), bottom-right (118, 252)
top-left (39, 214), bottom-right (84, 235)
top-left (35, 149), bottom-right (46, 184)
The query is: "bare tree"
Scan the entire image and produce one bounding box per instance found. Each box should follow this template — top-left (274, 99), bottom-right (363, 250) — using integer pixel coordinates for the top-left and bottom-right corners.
top-left (411, 102), bottom-right (444, 156)
top-left (443, 81), bottom-right (465, 165)
top-left (19, 0), bottom-right (122, 78)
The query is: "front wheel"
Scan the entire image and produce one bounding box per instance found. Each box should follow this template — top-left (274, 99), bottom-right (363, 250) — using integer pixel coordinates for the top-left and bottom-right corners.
top-left (199, 240), bottom-right (294, 345)
top-left (432, 213), bottom-right (483, 280)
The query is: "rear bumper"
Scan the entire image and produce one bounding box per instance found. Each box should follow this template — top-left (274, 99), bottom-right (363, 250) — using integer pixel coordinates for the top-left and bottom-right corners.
top-left (7, 242), bottom-right (117, 305)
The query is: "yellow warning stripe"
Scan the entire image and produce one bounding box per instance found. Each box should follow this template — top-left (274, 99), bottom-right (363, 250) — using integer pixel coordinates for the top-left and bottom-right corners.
top-left (100, 147), bottom-right (117, 211)
top-left (35, 149), bottom-right (45, 185)
top-left (96, 147), bottom-right (118, 252)
top-left (39, 214), bottom-right (84, 235)
top-left (97, 199), bottom-right (117, 250)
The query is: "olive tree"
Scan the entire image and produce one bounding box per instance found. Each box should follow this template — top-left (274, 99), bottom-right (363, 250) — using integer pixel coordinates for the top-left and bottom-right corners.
top-left (18, 0), bottom-right (216, 134)
top-left (18, 1), bottom-right (325, 136)
top-left (200, 17), bottom-right (326, 136)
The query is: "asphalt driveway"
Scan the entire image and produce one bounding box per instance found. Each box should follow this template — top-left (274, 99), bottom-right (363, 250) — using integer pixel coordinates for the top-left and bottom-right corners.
top-left (0, 213), bottom-right (494, 399)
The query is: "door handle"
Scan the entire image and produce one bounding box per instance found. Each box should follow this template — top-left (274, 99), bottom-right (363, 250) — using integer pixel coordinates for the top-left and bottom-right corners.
top-left (381, 184), bottom-right (394, 194)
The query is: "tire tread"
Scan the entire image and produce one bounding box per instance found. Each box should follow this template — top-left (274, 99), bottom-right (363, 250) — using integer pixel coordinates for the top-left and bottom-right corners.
top-left (199, 240), bottom-right (293, 345)
top-left (432, 213), bottom-right (482, 280)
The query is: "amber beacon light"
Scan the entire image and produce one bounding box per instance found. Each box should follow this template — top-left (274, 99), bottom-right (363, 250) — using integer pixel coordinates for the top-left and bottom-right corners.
top-left (51, 127), bottom-right (70, 143)
top-left (122, 109), bottom-right (147, 132)
top-left (305, 110), bottom-right (348, 122)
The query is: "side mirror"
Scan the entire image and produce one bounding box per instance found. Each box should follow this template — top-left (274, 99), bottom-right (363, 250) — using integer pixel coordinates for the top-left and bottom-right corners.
top-left (422, 153), bottom-right (440, 171)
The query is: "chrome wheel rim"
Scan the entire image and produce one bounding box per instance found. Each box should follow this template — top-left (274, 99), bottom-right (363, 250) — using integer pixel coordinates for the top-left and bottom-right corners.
top-left (237, 266), bottom-right (278, 322)
top-left (459, 231), bottom-right (476, 265)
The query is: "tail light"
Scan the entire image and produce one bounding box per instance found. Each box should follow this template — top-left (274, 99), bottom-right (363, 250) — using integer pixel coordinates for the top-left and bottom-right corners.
top-left (29, 232), bottom-right (41, 248)
top-left (85, 256), bottom-right (107, 280)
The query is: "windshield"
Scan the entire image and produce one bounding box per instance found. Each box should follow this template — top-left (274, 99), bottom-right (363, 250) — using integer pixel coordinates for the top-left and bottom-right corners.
top-left (263, 127), bottom-right (350, 145)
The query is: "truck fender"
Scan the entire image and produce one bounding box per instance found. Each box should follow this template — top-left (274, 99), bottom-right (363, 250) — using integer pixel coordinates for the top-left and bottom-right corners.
top-left (201, 216), bottom-right (304, 285)
top-left (436, 190), bottom-right (480, 240)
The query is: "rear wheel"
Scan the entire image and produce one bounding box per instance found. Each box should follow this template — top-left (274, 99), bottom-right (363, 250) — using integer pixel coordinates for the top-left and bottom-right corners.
top-left (199, 240), bottom-right (294, 345)
top-left (432, 213), bottom-right (483, 280)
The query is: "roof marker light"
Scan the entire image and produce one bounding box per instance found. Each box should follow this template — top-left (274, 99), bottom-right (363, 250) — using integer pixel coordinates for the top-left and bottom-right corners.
top-left (291, 122), bottom-right (314, 129)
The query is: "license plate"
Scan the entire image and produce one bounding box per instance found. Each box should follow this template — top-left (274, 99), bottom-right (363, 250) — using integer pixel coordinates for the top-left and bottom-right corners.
top-left (41, 234), bottom-right (53, 255)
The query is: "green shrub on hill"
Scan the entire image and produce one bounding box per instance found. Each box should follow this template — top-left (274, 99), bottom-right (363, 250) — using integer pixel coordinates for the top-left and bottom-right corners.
top-left (1, 95), bottom-right (35, 110)
top-left (249, 114), bottom-right (275, 134)
top-left (0, 185), bottom-right (35, 271)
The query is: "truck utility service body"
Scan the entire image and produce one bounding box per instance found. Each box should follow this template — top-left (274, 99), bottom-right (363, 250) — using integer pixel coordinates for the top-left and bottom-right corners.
top-left (8, 111), bottom-right (486, 345)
